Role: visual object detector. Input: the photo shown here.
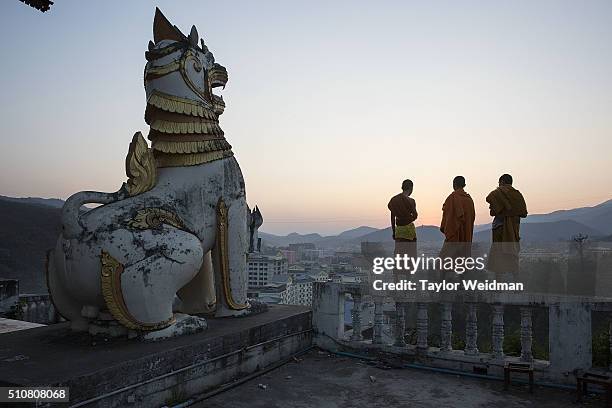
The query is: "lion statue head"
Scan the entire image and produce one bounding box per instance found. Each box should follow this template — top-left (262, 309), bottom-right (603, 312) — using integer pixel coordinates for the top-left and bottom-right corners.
top-left (143, 8), bottom-right (231, 168)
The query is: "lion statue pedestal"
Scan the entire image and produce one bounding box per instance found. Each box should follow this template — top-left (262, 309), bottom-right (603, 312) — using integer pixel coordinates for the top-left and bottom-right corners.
top-left (47, 8), bottom-right (258, 340)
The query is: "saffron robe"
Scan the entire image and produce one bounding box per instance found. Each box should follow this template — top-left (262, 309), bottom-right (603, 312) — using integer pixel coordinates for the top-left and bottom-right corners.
top-left (440, 189), bottom-right (475, 243)
top-left (486, 185), bottom-right (528, 274)
top-left (439, 188), bottom-right (476, 261)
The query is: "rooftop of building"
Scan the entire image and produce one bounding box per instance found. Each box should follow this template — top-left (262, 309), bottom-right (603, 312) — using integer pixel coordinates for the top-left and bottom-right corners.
top-left (201, 349), bottom-right (581, 408)
top-left (0, 317), bottom-right (44, 334)
top-left (291, 273), bottom-right (316, 284)
top-left (247, 252), bottom-right (285, 261)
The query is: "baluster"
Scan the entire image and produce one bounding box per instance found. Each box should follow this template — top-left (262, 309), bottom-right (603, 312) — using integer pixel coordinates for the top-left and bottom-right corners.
top-left (416, 303), bottom-right (428, 352)
top-left (491, 304), bottom-right (505, 359)
top-left (465, 303), bottom-right (479, 356)
top-left (350, 294), bottom-right (363, 341)
top-left (28, 302), bottom-right (37, 323)
top-left (440, 303), bottom-right (453, 352)
top-left (48, 302), bottom-right (57, 324)
top-left (37, 300), bottom-right (46, 323)
top-left (20, 302), bottom-right (28, 322)
top-left (394, 302), bottom-right (406, 346)
top-left (373, 297), bottom-right (384, 345)
top-left (520, 307), bottom-right (533, 362)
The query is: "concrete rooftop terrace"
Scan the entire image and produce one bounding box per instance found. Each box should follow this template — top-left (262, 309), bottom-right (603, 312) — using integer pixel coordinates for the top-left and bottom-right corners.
top-left (202, 350), bottom-right (591, 408)
top-left (0, 305), bottom-right (312, 406)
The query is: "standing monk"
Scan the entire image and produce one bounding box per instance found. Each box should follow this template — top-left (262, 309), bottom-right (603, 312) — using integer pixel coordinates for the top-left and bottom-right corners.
top-left (388, 179), bottom-right (418, 264)
top-left (486, 174), bottom-right (528, 275)
top-left (440, 176), bottom-right (475, 258)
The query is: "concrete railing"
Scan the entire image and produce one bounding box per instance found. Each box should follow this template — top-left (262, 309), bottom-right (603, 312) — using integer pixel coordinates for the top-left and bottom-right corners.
top-left (16, 294), bottom-right (58, 324)
top-left (312, 281), bottom-right (612, 385)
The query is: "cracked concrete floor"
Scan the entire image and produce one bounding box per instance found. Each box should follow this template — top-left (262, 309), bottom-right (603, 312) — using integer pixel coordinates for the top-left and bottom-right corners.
top-left (201, 350), bottom-right (600, 408)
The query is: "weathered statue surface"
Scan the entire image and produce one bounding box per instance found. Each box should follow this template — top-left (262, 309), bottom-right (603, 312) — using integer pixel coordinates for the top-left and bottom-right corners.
top-left (47, 8), bottom-right (255, 339)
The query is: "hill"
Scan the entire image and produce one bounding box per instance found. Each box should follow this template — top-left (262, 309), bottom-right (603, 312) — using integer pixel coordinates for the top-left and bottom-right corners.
top-left (525, 199), bottom-right (612, 234)
top-left (355, 225), bottom-right (444, 243)
top-left (258, 232), bottom-right (323, 247)
top-left (1, 194), bottom-right (610, 293)
top-left (259, 226), bottom-right (378, 248)
top-left (473, 220), bottom-right (604, 243)
top-left (0, 195), bottom-right (65, 208)
top-left (0, 200), bottom-right (62, 292)
top-left (336, 226), bottom-right (379, 239)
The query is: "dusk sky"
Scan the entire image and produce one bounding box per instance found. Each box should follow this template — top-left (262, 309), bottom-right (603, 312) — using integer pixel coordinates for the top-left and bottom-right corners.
top-left (1, 1), bottom-right (611, 235)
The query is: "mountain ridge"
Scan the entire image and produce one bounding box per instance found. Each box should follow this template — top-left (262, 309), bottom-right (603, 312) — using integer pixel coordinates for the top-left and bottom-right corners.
top-left (1, 195), bottom-right (610, 253)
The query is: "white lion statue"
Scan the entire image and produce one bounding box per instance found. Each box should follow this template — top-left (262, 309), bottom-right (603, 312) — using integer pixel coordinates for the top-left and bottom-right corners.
top-left (47, 8), bottom-right (255, 339)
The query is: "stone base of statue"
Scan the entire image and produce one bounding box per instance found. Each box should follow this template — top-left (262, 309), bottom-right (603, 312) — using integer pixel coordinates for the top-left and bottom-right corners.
top-left (141, 314), bottom-right (208, 341)
top-left (0, 305), bottom-right (311, 407)
top-left (87, 310), bottom-right (208, 341)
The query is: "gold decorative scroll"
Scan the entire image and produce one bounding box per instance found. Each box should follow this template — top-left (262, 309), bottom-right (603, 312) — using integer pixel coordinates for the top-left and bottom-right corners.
top-left (125, 132), bottom-right (157, 196)
top-left (144, 47), bottom-right (212, 104)
top-left (154, 150), bottom-right (234, 168)
top-left (127, 208), bottom-right (186, 231)
top-left (144, 59), bottom-right (181, 81)
top-left (151, 139), bottom-right (231, 154)
top-left (179, 48), bottom-right (213, 104)
top-left (147, 90), bottom-right (216, 119)
top-left (150, 119), bottom-right (223, 135)
top-left (145, 42), bottom-right (186, 62)
top-left (100, 250), bottom-right (175, 331)
top-left (216, 198), bottom-right (248, 310)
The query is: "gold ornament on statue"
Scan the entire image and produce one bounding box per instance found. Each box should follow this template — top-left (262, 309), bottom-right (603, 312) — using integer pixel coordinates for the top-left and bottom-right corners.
top-left (125, 132), bottom-right (157, 196)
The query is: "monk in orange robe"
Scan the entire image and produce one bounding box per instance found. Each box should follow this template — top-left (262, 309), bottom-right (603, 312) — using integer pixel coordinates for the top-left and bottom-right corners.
top-left (486, 173), bottom-right (528, 275)
top-left (388, 179), bottom-right (418, 265)
top-left (439, 176), bottom-right (475, 259)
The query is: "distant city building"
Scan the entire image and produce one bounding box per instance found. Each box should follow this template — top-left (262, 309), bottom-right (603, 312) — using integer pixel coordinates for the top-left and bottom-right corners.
top-left (288, 264), bottom-right (306, 275)
top-left (301, 249), bottom-right (322, 261)
top-left (332, 251), bottom-right (359, 264)
top-left (309, 269), bottom-right (330, 282)
top-left (247, 253), bottom-right (288, 287)
top-left (361, 242), bottom-right (385, 258)
top-left (284, 274), bottom-right (315, 306)
top-left (279, 249), bottom-right (297, 265)
top-left (288, 243), bottom-right (320, 261)
top-left (247, 275), bottom-right (288, 305)
top-left (288, 243), bottom-right (315, 252)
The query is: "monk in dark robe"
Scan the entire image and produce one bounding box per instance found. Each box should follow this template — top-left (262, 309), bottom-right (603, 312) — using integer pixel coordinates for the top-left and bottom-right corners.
top-left (388, 179), bottom-right (418, 265)
top-left (486, 173), bottom-right (528, 275)
top-left (440, 176), bottom-right (475, 259)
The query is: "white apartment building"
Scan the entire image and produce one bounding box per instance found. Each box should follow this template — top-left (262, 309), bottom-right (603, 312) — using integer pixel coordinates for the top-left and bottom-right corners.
top-left (247, 254), bottom-right (288, 287)
top-left (284, 274), bottom-right (315, 306)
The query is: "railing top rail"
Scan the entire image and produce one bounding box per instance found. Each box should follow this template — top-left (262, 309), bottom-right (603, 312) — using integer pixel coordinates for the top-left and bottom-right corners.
top-left (315, 281), bottom-right (612, 307)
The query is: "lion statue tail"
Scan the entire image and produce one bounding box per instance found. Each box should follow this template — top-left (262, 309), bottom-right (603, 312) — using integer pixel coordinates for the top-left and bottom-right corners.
top-left (62, 132), bottom-right (157, 239)
top-left (61, 188), bottom-right (128, 239)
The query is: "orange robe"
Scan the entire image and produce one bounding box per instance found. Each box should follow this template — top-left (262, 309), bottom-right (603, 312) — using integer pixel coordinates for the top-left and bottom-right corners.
top-left (440, 188), bottom-right (475, 243)
top-left (486, 185), bottom-right (527, 245)
top-left (486, 185), bottom-right (528, 274)
top-left (439, 189), bottom-right (475, 260)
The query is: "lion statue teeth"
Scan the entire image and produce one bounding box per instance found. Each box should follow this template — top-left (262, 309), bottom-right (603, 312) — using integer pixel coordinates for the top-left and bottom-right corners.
top-left (46, 8), bottom-right (255, 339)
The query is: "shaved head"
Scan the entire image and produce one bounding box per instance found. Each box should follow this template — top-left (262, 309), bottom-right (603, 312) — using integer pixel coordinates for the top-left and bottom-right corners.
top-left (401, 179), bottom-right (413, 192)
top-left (499, 174), bottom-right (513, 185)
top-left (453, 176), bottom-right (466, 189)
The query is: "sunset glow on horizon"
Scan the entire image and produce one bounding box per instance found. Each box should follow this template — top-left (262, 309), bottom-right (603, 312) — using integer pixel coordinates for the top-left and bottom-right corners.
top-left (1, 1), bottom-right (611, 235)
